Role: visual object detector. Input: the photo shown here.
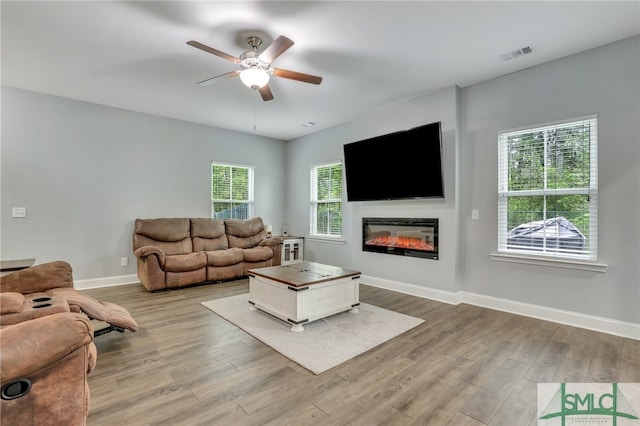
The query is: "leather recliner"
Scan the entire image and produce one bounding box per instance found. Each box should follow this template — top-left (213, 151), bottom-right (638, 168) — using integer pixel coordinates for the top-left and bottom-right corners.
top-left (0, 261), bottom-right (138, 336)
top-left (0, 312), bottom-right (97, 425)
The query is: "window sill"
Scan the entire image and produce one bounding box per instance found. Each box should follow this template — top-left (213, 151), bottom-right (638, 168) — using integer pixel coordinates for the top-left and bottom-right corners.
top-left (306, 235), bottom-right (345, 245)
top-left (490, 252), bottom-right (608, 272)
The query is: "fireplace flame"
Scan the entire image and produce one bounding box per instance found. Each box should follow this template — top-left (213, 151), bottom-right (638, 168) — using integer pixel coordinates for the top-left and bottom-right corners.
top-left (365, 235), bottom-right (434, 251)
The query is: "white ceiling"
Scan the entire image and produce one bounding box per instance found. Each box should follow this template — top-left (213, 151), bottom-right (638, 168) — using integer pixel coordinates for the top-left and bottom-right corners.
top-left (2, 1), bottom-right (639, 141)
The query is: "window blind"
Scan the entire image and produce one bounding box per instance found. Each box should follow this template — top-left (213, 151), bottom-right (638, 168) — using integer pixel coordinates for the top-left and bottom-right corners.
top-left (310, 162), bottom-right (343, 237)
top-left (211, 162), bottom-right (254, 219)
top-left (498, 116), bottom-right (598, 260)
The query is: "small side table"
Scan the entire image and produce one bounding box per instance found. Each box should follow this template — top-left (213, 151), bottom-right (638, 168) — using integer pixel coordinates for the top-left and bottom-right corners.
top-left (279, 236), bottom-right (303, 265)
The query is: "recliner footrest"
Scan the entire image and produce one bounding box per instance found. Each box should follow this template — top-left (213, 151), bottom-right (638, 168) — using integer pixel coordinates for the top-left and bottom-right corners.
top-left (94, 325), bottom-right (125, 337)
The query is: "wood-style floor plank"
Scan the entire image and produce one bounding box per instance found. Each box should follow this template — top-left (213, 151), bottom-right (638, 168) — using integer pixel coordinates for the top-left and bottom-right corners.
top-left (83, 280), bottom-right (639, 425)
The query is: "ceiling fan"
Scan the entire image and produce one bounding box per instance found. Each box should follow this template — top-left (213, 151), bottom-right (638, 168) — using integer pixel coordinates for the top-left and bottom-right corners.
top-left (187, 35), bottom-right (323, 101)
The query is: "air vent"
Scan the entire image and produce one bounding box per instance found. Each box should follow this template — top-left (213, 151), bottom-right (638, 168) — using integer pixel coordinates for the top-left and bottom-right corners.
top-left (503, 46), bottom-right (534, 61)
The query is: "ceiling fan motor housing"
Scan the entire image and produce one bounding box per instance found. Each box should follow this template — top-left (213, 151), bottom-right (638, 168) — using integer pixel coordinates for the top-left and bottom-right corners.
top-left (239, 51), bottom-right (271, 72)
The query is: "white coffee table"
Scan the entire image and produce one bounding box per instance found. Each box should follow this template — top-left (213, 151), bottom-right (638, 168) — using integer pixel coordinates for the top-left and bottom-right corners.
top-left (247, 261), bottom-right (361, 332)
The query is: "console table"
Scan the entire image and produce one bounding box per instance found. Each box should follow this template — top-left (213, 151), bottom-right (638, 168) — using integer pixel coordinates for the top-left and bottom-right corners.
top-left (0, 258), bottom-right (35, 276)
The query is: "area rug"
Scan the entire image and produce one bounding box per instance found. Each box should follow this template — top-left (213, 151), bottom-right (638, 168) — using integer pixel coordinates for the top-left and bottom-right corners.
top-left (201, 293), bottom-right (424, 375)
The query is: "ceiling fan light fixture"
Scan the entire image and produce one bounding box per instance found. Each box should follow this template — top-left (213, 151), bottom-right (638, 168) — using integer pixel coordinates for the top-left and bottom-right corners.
top-left (240, 67), bottom-right (270, 89)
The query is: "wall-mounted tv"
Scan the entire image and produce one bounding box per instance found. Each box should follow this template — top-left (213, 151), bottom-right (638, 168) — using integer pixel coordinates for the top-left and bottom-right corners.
top-left (343, 121), bottom-right (444, 201)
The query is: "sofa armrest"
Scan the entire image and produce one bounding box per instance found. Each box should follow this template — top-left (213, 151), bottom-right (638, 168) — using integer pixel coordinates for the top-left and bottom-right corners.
top-left (258, 237), bottom-right (283, 266)
top-left (0, 312), bottom-right (94, 382)
top-left (258, 236), bottom-right (283, 249)
top-left (134, 246), bottom-right (166, 268)
top-left (134, 246), bottom-right (167, 291)
top-left (0, 261), bottom-right (74, 294)
top-left (1, 296), bottom-right (70, 326)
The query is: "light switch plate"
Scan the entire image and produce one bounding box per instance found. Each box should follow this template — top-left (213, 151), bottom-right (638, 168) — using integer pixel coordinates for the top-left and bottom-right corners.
top-left (12, 207), bottom-right (27, 218)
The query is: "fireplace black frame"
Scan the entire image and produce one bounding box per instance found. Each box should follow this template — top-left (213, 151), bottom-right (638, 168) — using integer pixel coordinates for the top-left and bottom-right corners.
top-left (362, 217), bottom-right (439, 260)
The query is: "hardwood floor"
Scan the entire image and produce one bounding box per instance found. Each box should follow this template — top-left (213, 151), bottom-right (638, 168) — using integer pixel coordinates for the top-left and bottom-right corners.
top-left (84, 280), bottom-right (639, 425)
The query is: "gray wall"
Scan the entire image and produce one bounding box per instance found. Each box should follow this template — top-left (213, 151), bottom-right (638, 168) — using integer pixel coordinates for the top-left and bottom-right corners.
top-left (1, 87), bottom-right (286, 280)
top-left (286, 86), bottom-right (461, 293)
top-left (460, 35), bottom-right (639, 324)
top-left (286, 36), bottom-right (639, 324)
top-left (2, 36), bottom-right (637, 326)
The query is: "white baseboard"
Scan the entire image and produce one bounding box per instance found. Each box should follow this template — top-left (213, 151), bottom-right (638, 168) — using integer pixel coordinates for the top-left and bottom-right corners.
top-left (361, 275), bottom-right (640, 341)
top-left (76, 272), bottom-right (640, 340)
top-left (74, 274), bottom-right (139, 290)
top-left (360, 275), bottom-right (463, 305)
top-left (462, 292), bottom-right (640, 341)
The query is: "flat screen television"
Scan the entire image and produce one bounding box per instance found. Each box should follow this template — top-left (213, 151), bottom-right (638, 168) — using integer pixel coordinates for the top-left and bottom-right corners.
top-left (343, 121), bottom-right (444, 201)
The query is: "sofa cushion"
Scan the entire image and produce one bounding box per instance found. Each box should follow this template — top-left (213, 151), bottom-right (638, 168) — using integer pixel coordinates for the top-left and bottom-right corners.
top-left (205, 248), bottom-right (243, 267)
top-left (242, 246), bottom-right (274, 263)
top-left (166, 269), bottom-right (207, 288)
top-left (225, 217), bottom-right (267, 249)
top-left (191, 218), bottom-right (229, 251)
top-left (164, 252), bottom-right (207, 272)
top-left (207, 264), bottom-right (244, 282)
top-left (133, 218), bottom-right (193, 255)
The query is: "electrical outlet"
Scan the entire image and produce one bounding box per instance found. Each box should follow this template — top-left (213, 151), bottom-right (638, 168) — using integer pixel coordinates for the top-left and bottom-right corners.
top-left (472, 209), bottom-right (479, 220)
top-left (121, 257), bottom-right (129, 267)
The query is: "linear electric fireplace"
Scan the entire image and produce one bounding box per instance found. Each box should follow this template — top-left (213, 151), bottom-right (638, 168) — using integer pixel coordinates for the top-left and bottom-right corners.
top-left (362, 217), bottom-right (439, 260)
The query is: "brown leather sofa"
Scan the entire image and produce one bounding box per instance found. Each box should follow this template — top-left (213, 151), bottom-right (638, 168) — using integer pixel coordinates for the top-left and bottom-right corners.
top-left (0, 261), bottom-right (138, 335)
top-left (133, 217), bottom-right (283, 291)
top-left (0, 312), bottom-right (97, 425)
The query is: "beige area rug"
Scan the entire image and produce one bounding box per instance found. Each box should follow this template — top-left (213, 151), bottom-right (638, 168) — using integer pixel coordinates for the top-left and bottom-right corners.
top-left (201, 293), bottom-right (424, 375)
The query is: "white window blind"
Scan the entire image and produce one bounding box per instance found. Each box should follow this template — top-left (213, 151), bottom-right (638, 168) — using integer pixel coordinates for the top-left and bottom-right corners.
top-left (211, 162), bottom-right (254, 219)
top-left (497, 115), bottom-right (598, 260)
top-left (310, 161), bottom-right (343, 237)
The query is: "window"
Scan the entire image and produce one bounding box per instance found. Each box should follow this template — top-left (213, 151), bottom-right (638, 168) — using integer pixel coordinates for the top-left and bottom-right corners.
top-left (211, 162), bottom-right (254, 219)
top-left (310, 161), bottom-right (343, 238)
top-left (497, 116), bottom-right (598, 261)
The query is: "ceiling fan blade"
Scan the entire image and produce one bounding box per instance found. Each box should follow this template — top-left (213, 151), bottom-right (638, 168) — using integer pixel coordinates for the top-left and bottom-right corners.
top-left (273, 68), bottom-right (323, 85)
top-left (187, 40), bottom-right (240, 63)
top-left (259, 85), bottom-right (274, 101)
top-left (259, 35), bottom-right (294, 63)
top-left (196, 70), bottom-right (240, 86)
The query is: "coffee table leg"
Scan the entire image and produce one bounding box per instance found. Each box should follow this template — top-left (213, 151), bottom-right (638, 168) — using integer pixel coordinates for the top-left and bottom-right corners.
top-left (290, 324), bottom-right (304, 333)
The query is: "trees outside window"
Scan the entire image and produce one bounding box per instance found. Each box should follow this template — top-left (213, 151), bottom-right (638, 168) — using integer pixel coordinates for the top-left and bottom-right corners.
top-left (310, 162), bottom-right (342, 237)
top-left (211, 162), bottom-right (254, 219)
top-left (498, 116), bottom-right (598, 259)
